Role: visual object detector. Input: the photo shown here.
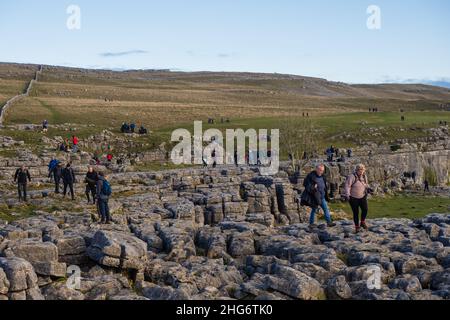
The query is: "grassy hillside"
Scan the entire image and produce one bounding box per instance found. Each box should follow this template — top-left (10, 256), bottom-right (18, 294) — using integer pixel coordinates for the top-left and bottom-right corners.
top-left (0, 63), bottom-right (448, 129)
top-left (0, 63), bottom-right (449, 156)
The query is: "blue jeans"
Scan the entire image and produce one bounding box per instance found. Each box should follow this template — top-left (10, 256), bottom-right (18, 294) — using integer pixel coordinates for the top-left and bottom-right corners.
top-left (309, 197), bottom-right (332, 224)
top-left (97, 198), bottom-right (110, 221)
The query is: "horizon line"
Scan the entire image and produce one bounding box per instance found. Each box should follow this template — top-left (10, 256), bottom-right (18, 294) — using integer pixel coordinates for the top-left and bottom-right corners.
top-left (1, 60), bottom-right (450, 89)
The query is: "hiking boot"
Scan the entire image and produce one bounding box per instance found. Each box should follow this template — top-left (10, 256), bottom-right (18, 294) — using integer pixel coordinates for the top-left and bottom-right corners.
top-left (327, 222), bottom-right (336, 227)
top-left (309, 223), bottom-right (317, 229)
top-left (361, 221), bottom-right (368, 230)
top-left (355, 226), bottom-right (361, 234)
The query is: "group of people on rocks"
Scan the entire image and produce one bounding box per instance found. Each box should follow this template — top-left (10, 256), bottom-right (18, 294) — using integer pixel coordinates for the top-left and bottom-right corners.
top-left (15, 161), bottom-right (112, 224)
top-left (47, 159), bottom-right (77, 200)
top-left (58, 135), bottom-right (79, 153)
top-left (301, 163), bottom-right (373, 233)
top-left (300, 162), bottom-right (433, 233)
top-left (325, 146), bottom-right (352, 162)
top-left (202, 149), bottom-right (275, 168)
top-left (120, 122), bottom-right (148, 135)
top-left (93, 151), bottom-right (114, 165)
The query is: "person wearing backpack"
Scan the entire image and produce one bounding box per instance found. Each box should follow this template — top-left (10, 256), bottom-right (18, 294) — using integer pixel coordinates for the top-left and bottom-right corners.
top-left (96, 171), bottom-right (112, 224)
top-left (14, 165), bottom-right (31, 202)
top-left (62, 163), bottom-right (76, 200)
top-left (343, 164), bottom-right (371, 233)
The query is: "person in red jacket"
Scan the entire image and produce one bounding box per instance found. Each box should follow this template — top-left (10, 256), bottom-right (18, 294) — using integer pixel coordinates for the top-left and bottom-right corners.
top-left (72, 135), bottom-right (79, 153)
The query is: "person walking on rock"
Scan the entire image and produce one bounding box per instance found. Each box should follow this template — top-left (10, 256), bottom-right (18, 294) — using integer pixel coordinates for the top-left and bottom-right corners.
top-left (47, 158), bottom-right (59, 182)
top-left (14, 165), bottom-right (31, 202)
top-left (343, 164), bottom-right (371, 233)
top-left (85, 166), bottom-right (98, 204)
top-left (301, 164), bottom-right (336, 228)
top-left (62, 163), bottom-right (76, 200)
top-left (96, 172), bottom-right (112, 224)
top-left (51, 162), bottom-right (63, 194)
top-left (42, 120), bottom-right (49, 133)
top-left (424, 179), bottom-right (430, 193)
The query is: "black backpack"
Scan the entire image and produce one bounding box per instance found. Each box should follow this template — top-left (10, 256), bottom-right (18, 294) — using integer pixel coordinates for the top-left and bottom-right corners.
top-left (300, 189), bottom-right (314, 207)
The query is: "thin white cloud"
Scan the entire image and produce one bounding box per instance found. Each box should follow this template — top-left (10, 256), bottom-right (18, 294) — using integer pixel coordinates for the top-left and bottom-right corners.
top-left (100, 50), bottom-right (148, 58)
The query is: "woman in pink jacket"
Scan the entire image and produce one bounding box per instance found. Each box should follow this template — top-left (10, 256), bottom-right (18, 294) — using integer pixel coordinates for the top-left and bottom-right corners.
top-left (344, 164), bottom-right (370, 233)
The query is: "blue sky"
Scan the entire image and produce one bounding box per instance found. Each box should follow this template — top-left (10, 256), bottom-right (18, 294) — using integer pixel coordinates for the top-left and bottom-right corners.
top-left (0, 0), bottom-right (449, 84)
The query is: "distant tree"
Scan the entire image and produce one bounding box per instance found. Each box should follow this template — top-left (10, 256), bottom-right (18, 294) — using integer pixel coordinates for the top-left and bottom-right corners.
top-left (423, 167), bottom-right (438, 186)
top-left (279, 117), bottom-right (316, 170)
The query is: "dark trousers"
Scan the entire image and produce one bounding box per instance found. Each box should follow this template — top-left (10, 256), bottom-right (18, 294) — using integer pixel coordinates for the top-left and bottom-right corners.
top-left (54, 176), bottom-right (61, 193)
top-left (85, 184), bottom-right (96, 203)
top-left (63, 182), bottom-right (74, 199)
top-left (97, 198), bottom-right (110, 222)
top-left (349, 196), bottom-right (368, 226)
top-left (17, 183), bottom-right (27, 201)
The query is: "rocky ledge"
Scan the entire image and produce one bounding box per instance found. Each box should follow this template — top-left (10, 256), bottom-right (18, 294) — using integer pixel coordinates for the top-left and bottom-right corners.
top-left (0, 208), bottom-right (449, 300)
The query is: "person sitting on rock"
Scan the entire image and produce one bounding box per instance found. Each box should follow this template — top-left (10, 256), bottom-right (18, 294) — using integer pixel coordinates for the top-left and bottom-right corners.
top-left (120, 122), bottom-right (127, 133)
top-left (138, 125), bottom-right (148, 135)
top-left (121, 122), bottom-right (130, 133)
top-left (63, 139), bottom-right (70, 152)
top-left (301, 164), bottom-right (336, 228)
top-left (130, 123), bottom-right (136, 133)
top-left (85, 166), bottom-right (98, 204)
top-left (62, 163), bottom-right (76, 200)
top-left (343, 164), bottom-right (371, 233)
top-left (14, 165), bottom-right (31, 202)
top-left (93, 155), bottom-right (100, 165)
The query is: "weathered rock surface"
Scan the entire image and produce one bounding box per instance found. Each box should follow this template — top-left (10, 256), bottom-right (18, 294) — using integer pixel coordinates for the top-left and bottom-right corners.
top-left (87, 230), bottom-right (147, 270)
top-left (0, 160), bottom-right (448, 300)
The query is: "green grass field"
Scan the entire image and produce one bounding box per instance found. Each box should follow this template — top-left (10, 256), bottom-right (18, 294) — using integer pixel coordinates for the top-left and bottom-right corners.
top-left (330, 194), bottom-right (450, 220)
top-left (0, 110), bottom-right (448, 160)
top-left (156, 111), bottom-right (450, 154)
